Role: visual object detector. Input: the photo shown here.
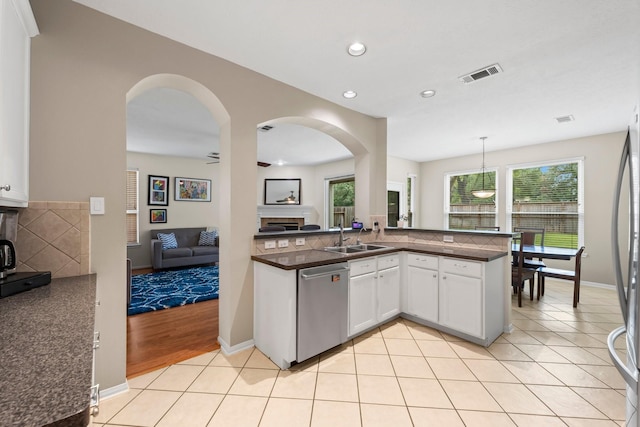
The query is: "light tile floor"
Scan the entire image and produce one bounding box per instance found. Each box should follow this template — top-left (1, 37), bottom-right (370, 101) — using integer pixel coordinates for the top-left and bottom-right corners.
top-left (92, 280), bottom-right (628, 427)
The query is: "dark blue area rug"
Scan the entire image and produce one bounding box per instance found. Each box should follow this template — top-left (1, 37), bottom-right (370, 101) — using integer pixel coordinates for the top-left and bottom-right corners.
top-left (128, 266), bottom-right (219, 316)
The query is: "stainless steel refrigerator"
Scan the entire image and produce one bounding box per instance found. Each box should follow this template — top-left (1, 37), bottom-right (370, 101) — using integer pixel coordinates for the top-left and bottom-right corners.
top-left (609, 106), bottom-right (640, 426)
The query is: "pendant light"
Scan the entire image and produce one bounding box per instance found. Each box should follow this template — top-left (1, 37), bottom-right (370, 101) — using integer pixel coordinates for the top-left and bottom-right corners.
top-left (472, 137), bottom-right (495, 198)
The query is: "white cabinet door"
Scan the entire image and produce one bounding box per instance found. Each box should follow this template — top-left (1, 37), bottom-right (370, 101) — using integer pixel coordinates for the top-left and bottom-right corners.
top-left (407, 265), bottom-right (439, 323)
top-left (377, 266), bottom-right (400, 322)
top-left (349, 272), bottom-right (377, 336)
top-left (439, 272), bottom-right (483, 338)
top-left (0, 0), bottom-right (35, 207)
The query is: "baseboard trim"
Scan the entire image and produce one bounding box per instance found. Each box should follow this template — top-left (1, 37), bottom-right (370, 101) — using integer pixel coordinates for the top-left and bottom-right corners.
top-left (581, 280), bottom-right (615, 290)
top-left (99, 381), bottom-right (129, 400)
top-left (218, 336), bottom-right (254, 355)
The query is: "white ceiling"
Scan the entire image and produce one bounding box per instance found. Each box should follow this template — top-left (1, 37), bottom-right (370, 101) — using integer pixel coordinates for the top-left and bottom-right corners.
top-left (78, 0), bottom-right (640, 165)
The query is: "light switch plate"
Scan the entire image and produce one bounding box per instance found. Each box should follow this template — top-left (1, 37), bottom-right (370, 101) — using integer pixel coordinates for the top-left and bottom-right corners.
top-left (278, 239), bottom-right (289, 248)
top-left (264, 240), bottom-right (276, 249)
top-left (90, 197), bottom-right (105, 215)
top-left (296, 237), bottom-right (306, 246)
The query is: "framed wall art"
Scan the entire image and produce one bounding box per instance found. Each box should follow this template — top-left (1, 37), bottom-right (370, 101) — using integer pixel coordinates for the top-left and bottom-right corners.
top-left (150, 209), bottom-right (167, 224)
top-left (264, 178), bottom-right (301, 205)
top-left (175, 177), bottom-right (211, 202)
top-left (148, 175), bottom-right (169, 206)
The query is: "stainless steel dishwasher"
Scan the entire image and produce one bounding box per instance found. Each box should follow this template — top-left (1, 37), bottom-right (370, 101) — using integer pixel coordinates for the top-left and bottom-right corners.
top-left (297, 262), bottom-right (349, 362)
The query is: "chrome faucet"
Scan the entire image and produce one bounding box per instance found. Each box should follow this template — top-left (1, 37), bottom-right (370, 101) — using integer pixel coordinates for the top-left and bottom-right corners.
top-left (336, 222), bottom-right (350, 247)
top-left (356, 225), bottom-right (367, 245)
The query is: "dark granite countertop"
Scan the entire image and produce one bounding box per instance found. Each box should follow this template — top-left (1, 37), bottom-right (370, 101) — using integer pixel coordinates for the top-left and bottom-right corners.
top-left (0, 274), bottom-right (97, 427)
top-left (252, 243), bottom-right (507, 270)
top-left (253, 227), bottom-right (517, 240)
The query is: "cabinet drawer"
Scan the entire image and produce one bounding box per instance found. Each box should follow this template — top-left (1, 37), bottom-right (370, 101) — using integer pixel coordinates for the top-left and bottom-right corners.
top-left (349, 258), bottom-right (376, 277)
top-left (441, 257), bottom-right (482, 278)
top-left (377, 254), bottom-right (399, 270)
top-left (407, 253), bottom-right (438, 270)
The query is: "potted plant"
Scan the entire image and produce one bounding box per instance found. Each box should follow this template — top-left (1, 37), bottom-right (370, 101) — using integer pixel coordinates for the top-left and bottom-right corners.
top-left (397, 214), bottom-right (408, 228)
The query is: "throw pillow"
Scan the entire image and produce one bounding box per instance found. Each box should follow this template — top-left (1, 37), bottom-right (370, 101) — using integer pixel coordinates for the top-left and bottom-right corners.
top-left (157, 232), bottom-right (178, 250)
top-left (199, 230), bottom-right (217, 246)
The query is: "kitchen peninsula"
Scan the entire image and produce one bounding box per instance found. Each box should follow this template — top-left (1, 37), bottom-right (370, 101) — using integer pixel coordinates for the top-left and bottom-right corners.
top-left (252, 227), bottom-right (512, 369)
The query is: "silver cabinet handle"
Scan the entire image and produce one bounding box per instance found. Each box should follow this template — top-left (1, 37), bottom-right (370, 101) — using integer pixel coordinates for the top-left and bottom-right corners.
top-left (90, 383), bottom-right (100, 416)
top-left (612, 132), bottom-right (631, 324)
top-left (0, 185), bottom-right (10, 191)
top-left (608, 326), bottom-right (637, 388)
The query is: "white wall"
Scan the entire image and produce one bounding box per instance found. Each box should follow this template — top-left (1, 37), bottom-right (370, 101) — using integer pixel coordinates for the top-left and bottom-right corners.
top-left (419, 131), bottom-right (627, 285)
top-left (29, 0), bottom-right (386, 390)
top-left (126, 152), bottom-right (220, 268)
top-left (256, 158), bottom-right (356, 227)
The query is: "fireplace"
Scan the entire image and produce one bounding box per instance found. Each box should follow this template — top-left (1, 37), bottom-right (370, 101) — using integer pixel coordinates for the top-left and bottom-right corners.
top-left (261, 217), bottom-right (304, 230)
top-left (257, 205), bottom-right (312, 231)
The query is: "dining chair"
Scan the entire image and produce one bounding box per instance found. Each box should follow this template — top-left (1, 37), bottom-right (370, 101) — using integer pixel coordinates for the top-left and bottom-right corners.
top-left (475, 226), bottom-right (500, 231)
top-left (513, 228), bottom-right (547, 270)
top-left (258, 226), bottom-right (286, 232)
top-left (513, 227), bottom-right (545, 245)
top-left (537, 246), bottom-right (585, 307)
top-left (512, 236), bottom-right (538, 307)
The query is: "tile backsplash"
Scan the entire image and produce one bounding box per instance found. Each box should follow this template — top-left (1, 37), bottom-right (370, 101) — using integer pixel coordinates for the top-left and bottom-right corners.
top-left (15, 201), bottom-right (90, 278)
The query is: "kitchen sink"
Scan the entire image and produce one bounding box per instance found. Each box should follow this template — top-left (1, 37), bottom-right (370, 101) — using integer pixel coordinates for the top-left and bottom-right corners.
top-left (323, 246), bottom-right (364, 254)
top-left (323, 244), bottom-right (391, 254)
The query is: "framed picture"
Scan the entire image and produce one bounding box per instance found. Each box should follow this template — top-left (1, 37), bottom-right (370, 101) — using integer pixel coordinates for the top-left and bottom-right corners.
top-left (150, 209), bottom-right (167, 224)
top-left (264, 178), bottom-right (301, 205)
top-left (175, 177), bottom-right (211, 202)
top-left (148, 175), bottom-right (169, 206)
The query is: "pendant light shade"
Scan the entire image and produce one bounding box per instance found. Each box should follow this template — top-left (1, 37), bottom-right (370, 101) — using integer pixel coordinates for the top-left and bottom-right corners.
top-left (472, 137), bottom-right (495, 198)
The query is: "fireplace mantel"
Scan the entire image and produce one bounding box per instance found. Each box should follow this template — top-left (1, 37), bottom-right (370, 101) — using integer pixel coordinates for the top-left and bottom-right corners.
top-left (257, 205), bottom-right (313, 229)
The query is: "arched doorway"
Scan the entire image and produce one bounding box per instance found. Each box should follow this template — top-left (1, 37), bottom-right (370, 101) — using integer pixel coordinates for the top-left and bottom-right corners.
top-left (126, 74), bottom-right (229, 376)
top-left (255, 116), bottom-right (371, 230)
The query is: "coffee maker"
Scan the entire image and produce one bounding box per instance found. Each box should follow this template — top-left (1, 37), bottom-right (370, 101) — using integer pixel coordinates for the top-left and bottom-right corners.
top-left (0, 210), bottom-right (18, 278)
top-left (0, 209), bottom-right (51, 297)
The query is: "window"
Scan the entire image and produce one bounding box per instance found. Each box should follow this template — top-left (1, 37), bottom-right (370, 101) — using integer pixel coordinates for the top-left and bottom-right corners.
top-left (407, 174), bottom-right (416, 227)
top-left (387, 189), bottom-right (400, 227)
top-left (387, 181), bottom-right (404, 227)
top-left (326, 176), bottom-right (355, 229)
top-left (445, 169), bottom-right (497, 230)
top-left (507, 159), bottom-right (583, 249)
top-left (126, 169), bottom-right (139, 245)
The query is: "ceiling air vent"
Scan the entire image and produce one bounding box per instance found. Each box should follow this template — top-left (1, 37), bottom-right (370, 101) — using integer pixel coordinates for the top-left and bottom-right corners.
top-left (258, 125), bottom-right (274, 132)
top-left (555, 115), bottom-right (575, 123)
top-left (459, 63), bottom-right (503, 84)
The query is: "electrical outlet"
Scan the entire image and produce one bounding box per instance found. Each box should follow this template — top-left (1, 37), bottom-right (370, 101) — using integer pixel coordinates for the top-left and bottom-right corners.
top-left (443, 235), bottom-right (454, 243)
top-left (264, 240), bottom-right (276, 249)
top-left (296, 237), bottom-right (306, 246)
top-left (278, 239), bottom-right (289, 248)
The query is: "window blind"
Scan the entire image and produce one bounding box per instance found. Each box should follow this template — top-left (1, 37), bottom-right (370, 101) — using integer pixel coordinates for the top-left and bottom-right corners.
top-left (446, 171), bottom-right (497, 230)
top-left (126, 170), bottom-right (139, 245)
top-left (509, 161), bottom-right (583, 249)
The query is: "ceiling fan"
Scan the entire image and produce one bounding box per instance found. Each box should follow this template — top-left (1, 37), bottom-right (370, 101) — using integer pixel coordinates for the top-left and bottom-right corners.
top-left (207, 152), bottom-right (271, 167)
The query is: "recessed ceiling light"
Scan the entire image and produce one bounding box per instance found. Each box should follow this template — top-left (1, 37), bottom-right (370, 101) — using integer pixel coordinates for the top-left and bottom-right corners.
top-left (347, 42), bottom-right (366, 57)
top-left (420, 90), bottom-right (436, 98)
top-left (343, 90), bottom-right (357, 99)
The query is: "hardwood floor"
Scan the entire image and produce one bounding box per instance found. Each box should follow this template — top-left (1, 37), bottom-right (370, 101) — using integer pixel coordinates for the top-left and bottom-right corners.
top-left (126, 269), bottom-right (220, 378)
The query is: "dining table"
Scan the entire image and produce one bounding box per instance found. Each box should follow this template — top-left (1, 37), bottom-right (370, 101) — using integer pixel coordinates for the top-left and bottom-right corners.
top-left (511, 243), bottom-right (581, 304)
top-left (513, 244), bottom-right (580, 261)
